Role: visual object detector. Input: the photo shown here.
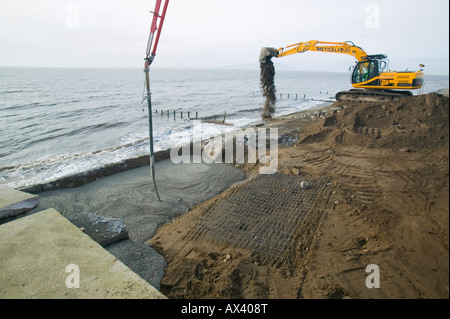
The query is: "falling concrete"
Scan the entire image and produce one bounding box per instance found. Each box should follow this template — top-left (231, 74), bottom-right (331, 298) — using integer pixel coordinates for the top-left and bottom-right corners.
top-left (260, 57), bottom-right (277, 119)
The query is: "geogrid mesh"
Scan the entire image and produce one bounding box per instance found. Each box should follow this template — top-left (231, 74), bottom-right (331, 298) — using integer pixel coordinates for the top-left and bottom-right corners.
top-left (187, 173), bottom-right (328, 263)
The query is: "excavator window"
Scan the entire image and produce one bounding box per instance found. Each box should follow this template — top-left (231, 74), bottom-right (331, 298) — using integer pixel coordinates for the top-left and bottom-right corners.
top-left (352, 61), bottom-right (379, 84)
top-left (379, 60), bottom-right (388, 72)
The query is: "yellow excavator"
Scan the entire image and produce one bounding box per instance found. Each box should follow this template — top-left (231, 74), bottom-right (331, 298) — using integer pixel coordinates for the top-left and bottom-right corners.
top-left (260, 40), bottom-right (425, 101)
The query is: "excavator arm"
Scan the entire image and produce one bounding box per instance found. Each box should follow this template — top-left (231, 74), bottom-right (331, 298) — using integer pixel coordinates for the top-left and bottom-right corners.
top-left (260, 40), bottom-right (369, 63)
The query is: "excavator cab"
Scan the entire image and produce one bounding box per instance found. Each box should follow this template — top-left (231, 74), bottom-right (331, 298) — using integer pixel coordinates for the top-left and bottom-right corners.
top-left (351, 55), bottom-right (388, 85)
top-left (346, 54), bottom-right (424, 100)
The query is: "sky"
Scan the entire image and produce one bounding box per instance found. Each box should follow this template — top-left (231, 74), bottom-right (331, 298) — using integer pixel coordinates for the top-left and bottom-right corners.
top-left (0, 0), bottom-right (449, 75)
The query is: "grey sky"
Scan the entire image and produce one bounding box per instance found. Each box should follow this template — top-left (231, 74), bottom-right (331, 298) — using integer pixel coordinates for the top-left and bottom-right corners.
top-left (0, 0), bottom-right (448, 75)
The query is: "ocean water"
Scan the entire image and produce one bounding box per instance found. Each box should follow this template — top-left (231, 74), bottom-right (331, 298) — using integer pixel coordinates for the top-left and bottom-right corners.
top-left (0, 67), bottom-right (448, 189)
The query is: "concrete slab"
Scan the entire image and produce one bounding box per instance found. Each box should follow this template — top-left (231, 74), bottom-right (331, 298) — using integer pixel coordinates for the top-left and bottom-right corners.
top-left (0, 208), bottom-right (166, 299)
top-left (0, 186), bottom-right (39, 220)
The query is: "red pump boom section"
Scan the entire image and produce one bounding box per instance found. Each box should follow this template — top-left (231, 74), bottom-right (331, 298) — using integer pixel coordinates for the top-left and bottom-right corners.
top-left (145, 0), bottom-right (169, 64)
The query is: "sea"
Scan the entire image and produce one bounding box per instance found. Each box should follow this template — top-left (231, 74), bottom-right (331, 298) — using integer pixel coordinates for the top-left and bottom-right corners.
top-left (0, 67), bottom-right (448, 190)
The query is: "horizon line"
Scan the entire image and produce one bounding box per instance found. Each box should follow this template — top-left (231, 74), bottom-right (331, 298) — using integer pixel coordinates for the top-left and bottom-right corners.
top-left (0, 65), bottom-right (448, 77)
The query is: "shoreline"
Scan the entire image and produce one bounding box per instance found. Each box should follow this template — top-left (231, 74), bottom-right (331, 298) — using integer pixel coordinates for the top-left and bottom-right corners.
top-left (9, 85), bottom-right (449, 194)
top-left (17, 101), bottom-right (334, 194)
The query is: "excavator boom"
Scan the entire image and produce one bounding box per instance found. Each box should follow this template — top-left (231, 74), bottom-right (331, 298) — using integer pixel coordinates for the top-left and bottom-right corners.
top-left (280, 41), bottom-right (369, 62)
top-left (260, 41), bottom-right (369, 62)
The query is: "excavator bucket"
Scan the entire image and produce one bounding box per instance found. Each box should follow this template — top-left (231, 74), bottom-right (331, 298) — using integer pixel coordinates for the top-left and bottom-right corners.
top-left (259, 47), bottom-right (278, 62)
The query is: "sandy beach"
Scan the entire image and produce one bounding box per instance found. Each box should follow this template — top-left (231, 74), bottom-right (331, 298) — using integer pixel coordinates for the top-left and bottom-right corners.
top-left (30, 91), bottom-right (448, 299)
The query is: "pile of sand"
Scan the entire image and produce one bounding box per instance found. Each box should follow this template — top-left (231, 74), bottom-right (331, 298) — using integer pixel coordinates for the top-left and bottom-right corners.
top-left (300, 92), bottom-right (449, 151)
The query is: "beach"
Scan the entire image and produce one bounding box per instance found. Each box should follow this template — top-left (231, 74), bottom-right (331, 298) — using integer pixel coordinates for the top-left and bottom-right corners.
top-left (29, 91), bottom-right (448, 299)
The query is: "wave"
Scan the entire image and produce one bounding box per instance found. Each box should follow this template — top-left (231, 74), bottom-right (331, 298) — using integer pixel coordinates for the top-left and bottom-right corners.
top-left (0, 102), bottom-right (58, 111)
top-left (0, 117), bottom-right (244, 190)
top-left (0, 140), bottom-right (150, 190)
top-left (1, 121), bottom-right (133, 162)
top-left (1, 90), bottom-right (26, 94)
top-left (36, 121), bottom-right (128, 145)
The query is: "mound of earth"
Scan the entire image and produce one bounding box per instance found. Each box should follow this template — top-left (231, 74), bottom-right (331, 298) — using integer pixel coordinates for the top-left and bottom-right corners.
top-left (298, 93), bottom-right (448, 151)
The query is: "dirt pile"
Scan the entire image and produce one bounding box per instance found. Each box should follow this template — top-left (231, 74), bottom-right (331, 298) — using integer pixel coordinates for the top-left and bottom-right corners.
top-left (299, 92), bottom-right (449, 151)
top-left (149, 93), bottom-right (449, 299)
top-left (260, 57), bottom-right (276, 119)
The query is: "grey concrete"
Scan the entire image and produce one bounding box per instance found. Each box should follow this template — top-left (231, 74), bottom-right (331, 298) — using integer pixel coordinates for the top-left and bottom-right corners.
top-left (32, 158), bottom-right (247, 243)
top-left (105, 239), bottom-right (167, 291)
top-left (70, 212), bottom-right (129, 247)
top-left (0, 186), bottom-right (39, 221)
top-left (0, 208), bottom-right (166, 299)
top-left (27, 158), bottom-right (247, 288)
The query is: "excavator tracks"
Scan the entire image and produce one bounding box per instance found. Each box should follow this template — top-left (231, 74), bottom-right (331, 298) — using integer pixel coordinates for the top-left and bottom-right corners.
top-left (336, 89), bottom-right (413, 102)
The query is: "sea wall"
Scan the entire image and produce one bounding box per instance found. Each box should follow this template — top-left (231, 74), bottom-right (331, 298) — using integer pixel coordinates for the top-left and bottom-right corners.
top-left (20, 149), bottom-right (171, 194)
